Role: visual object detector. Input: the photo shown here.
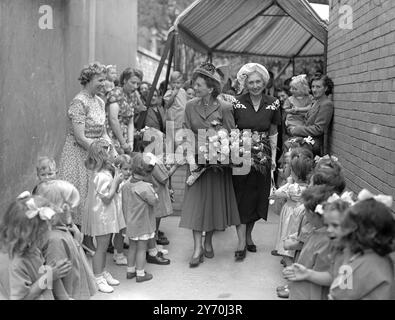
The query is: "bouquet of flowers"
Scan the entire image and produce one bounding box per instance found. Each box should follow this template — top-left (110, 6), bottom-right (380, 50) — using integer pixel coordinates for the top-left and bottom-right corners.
top-left (186, 120), bottom-right (231, 186)
top-left (229, 129), bottom-right (272, 175)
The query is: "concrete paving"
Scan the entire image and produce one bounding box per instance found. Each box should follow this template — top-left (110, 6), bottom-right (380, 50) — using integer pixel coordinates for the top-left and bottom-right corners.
top-left (92, 209), bottom-right (284, 300)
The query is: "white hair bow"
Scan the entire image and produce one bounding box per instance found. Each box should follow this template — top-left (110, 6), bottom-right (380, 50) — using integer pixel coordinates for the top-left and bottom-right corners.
top-left (303, 136), bottom-right (315, 145)
top-left (17, 191), bottom-right (56, 221)
top-left (25, 198), bottom-right (56, 220)
top-left (314, 154), bottom-right (338, 163)
top-left (315, 204), bottom-right (324, 215)
top-left (327, 191), bottom-right (355, 206)
top-left (357, 189), bottom-right (393, 208)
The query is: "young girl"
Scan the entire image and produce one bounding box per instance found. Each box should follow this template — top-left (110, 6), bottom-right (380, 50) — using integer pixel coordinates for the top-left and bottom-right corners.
top-left (143, 152), bottom-right (184, 264)
top-left (122, 153), bottom-right (159, 282)
top-left (282, 185), bottom-right (340, 299)
top-left (329, 190), bottom-right (395, 300)
top-left (271, 148), bottom-right (313, 266)
top-left (82, 139), bottom-right (126, 293)
top-left (283, 74), bottom-right (312, 135)
top-left (111, 154), bottom-right (132, 266)
top-left (282, 196), bottom-right (352, 299)
top-left (0, 192), bottom-right (72, 300)
top-left (36, 180), bottom-right (97, 300)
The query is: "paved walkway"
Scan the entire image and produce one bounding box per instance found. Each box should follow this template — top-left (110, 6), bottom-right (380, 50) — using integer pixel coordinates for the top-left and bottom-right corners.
top-left (92, 209), bottom-right (284, 300)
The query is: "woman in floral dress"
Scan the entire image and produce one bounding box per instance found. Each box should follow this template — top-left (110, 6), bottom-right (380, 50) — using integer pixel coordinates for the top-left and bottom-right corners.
top-left (59, 62), bottom-right (111, 229)
top-left (106, 68), bottom-right (146, 155)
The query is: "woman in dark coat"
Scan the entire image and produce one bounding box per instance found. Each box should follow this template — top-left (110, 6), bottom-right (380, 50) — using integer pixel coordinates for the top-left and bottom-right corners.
top-left (288, 74), bottom-right (334, 156)
top-left (232, 63), bottom-right (281, 260)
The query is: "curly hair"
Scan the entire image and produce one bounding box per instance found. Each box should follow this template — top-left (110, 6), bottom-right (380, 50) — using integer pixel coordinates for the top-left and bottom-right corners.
top-left (119, 67), bottom-right (143, 86)
top-left (310, 73), bottom-right (334, 96)
top-left (290, 148), bottom-right (314, 183)
top-left (85, 139), bottom-right (113, 173)
top-left (340, 199), bottom-right (395, 256)
top-left (114, 154), bottom-right (132, 168)
top-left (302, 184), bottom-right (339, 215)
top-left (131, 153), bottom-right (147, 176)
top-left (311, 160), bottom-right (346, 194)
top-left (290, 74), bottom-right (310, 96)
top-left (0, 196), bottom-right (54, 258)
top-left (78, 61), bottom-right (106, 86)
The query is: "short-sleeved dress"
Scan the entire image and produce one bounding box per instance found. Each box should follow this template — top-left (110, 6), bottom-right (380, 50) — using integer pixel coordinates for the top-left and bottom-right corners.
top-left (59, 90), bottom-right (108, 226)
top-left (289, 227), bottom-right (333, 300)
top-left (274, 182), bottom-right (307, 257)
top-left (42, 226), bottom-right (97, 300)
top-left (106, 87), bottom-right (141, 152)
top-left (233, 93), bottom-right (281, 223)
top-left (329, 249), bottom-right (395, 300)
top-left (9, 249), bottom-right (54, 300)
top-left (179, 97), bottom-right (241, 232)
top-left (121, 179), bottom-right (159, 240)
top-left (82, 169), bottom-right (126, 236)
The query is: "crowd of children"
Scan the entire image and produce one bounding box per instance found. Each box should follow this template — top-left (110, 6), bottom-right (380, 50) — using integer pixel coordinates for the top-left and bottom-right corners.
top-left (270, 139), bottom-right (395, 299)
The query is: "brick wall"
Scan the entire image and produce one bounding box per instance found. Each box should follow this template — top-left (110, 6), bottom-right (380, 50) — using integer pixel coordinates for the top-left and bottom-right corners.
top-left (327, 0), bottom-right (395, 207)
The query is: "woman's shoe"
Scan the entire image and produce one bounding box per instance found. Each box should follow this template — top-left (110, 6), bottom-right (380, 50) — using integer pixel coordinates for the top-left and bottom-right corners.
top-left (246, 244), bottom-right (257, 253)
top-left (189, 252), bottom-right (204, 268)
top-left (235, 247), bottom-right (247, 261)
top-left (204, 248), bottom-right (214, 259)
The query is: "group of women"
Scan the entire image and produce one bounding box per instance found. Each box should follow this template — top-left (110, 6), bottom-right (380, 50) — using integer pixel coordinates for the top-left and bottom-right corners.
top-left (179, 62), bottom-right (334, 267)
top-left (57, 60), bottom-right (334, 267)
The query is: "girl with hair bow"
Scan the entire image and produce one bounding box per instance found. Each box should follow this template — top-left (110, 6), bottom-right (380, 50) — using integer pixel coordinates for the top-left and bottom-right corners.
top-left (0, 192), bottom-right (72, 300)
top-left (328, 189), bottom-right (395, 300)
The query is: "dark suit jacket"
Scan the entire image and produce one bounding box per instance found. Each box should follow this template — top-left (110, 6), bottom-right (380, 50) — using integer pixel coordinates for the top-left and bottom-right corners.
top-left (291, 96), bottom-right (334, 155)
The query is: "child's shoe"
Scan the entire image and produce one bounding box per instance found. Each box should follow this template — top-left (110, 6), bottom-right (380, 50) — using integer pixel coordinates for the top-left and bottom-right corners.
top-left (96, 276), bottom-right (114, 293)
top-left (113, 253), bottom-right (128, 265)
top-left (126, 272), bottom-right (136, 279)
top-left (103, 271), bottom-right (120, 286)
top-left (136, 271), bottom-right (153, 283)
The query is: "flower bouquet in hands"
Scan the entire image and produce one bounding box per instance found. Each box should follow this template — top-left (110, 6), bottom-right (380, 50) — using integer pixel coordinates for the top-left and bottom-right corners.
top-left (229, 129), bottom-right (271, 175)
top-left (186, 120), bottom-right (231, 186)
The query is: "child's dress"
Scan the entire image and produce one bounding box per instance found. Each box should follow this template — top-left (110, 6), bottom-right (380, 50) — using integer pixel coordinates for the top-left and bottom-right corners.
top-left (274, 182), bottom-right (308, 258)
top-left (121, 179), bottom-right (159, 240)
top-left (289, 226), bottom-right (333, 300)
top-left (83, 169), bottom-right (126, 236)
top-left (9, 249), bottom-right (54, 300)
top-left (329, 249), bottom-right (395, 300)
top-left (150, 158), bottom-right (173, 219)
top-left (42, 226), bottom-right (97, 300)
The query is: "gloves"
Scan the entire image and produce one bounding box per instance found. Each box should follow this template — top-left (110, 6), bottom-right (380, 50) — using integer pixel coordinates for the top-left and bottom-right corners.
top-left (269, 133), bottom-right (278, 170)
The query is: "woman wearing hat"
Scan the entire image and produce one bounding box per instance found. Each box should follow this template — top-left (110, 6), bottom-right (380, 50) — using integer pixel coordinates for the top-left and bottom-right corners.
top-left (179, 62), bottom-right (243, 267)
top-left (232, 63), bottom-right (281, 260)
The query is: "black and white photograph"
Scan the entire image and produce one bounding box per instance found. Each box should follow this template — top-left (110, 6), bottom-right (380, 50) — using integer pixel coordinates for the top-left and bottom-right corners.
top-left (0, 0), bottom-right (394, 306)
